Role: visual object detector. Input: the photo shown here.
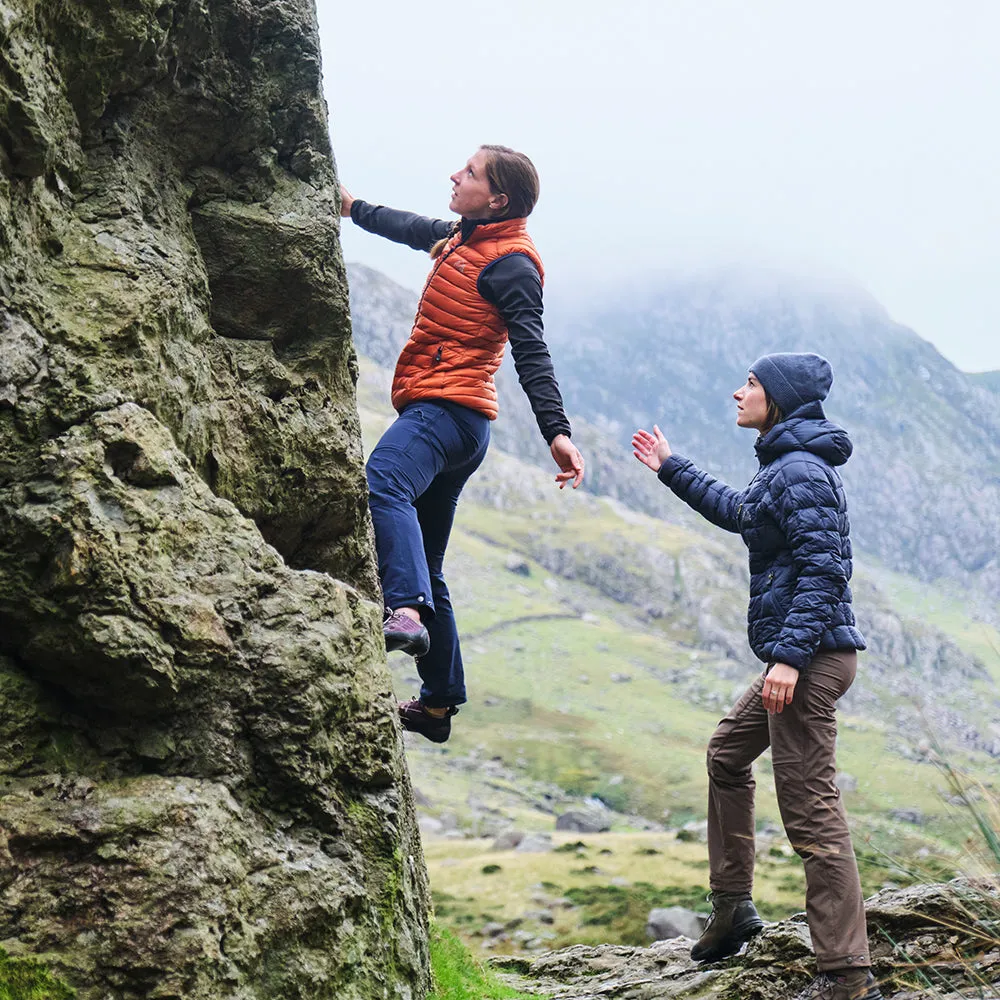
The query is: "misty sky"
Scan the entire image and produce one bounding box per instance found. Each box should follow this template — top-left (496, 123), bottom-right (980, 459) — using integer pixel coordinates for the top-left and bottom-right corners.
top-left (317, 1), bottom-right (999, 373)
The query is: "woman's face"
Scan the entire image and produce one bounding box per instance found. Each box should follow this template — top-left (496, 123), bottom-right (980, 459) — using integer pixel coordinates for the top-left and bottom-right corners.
top-left (449, 150), bottom-right (504, 218)
top-left (733, 372), bottom-right (770, 430)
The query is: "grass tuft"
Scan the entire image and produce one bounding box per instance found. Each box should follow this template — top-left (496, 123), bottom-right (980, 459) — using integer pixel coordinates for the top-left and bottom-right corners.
top-left (428, 924), bottom-right (547, 1000)
top-left (872, 741), bottom-right (1000, 997)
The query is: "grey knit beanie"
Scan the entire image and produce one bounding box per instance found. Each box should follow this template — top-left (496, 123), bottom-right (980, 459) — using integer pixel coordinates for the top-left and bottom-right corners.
top-left (749, 352), bottom-right (833, 415)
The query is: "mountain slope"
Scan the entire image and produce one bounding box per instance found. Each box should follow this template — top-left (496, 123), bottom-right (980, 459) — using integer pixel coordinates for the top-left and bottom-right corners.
top-left (346, 261), bottom-right (1000, 969)
top-left (353, 351), bottom-right (1000, 769)
top-left (347, 263), bottom-right (1000, 615)
top-left (350, 351), bottom-right (1000, 887)
top-left (543, 269), bottom-right (1000, 605)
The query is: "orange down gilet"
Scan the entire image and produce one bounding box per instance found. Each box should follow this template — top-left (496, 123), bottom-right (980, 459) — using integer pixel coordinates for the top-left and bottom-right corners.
top-left (391, 216), bottom-right (544, 420)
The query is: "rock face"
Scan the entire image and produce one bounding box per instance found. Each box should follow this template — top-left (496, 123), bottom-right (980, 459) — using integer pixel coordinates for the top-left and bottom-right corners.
top-left (0, 3), bottom-right (427, 998)
top-left (495, 880), bottom-right (1000, 998)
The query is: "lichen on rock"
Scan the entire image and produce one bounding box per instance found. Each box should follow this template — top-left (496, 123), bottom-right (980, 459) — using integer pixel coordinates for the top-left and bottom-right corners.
top-left (0, 1), bottom-right (427, 996)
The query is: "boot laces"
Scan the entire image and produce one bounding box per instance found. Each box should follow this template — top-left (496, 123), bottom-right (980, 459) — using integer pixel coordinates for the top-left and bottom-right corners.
top-left (798, 973), bottom-right (839, 1000)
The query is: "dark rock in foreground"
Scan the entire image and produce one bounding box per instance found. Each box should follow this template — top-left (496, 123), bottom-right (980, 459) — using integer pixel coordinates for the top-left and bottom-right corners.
top-left (494, 880), bottom-right (1000, 998)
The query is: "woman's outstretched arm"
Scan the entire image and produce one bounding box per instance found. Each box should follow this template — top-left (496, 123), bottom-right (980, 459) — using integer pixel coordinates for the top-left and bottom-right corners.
top-left (340, 184), bottom-right (452, 252)
top-left (632, 426), bottom-right (743, 533)
top-left (479, 254), bottom-right (583, 488)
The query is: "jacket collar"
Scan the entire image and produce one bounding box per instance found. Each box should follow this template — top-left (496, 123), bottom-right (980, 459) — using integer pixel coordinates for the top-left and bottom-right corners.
top-left (459, 215), bottom-right (529, 242)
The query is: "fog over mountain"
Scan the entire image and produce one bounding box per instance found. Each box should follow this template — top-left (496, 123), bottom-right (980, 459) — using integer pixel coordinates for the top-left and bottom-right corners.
top-left (347, 262), bottom-right (1000, 614)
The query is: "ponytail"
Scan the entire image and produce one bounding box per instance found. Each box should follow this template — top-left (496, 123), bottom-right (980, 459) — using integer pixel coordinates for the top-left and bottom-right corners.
top-left (429, 220), bottom-right (461, 259)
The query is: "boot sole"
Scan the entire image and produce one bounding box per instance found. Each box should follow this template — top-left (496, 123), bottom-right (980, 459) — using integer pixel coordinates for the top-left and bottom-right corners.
top-left (384, 631), bottom-right (430, 657)
top-left (690, 917), bottom-right (765, 962)
top-left (399, 715), bottom-right (450, 743)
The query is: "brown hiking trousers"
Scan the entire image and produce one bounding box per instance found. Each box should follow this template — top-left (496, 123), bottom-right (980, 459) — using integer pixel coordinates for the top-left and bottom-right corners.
top-left (706, 649), bottom-right (871, 972)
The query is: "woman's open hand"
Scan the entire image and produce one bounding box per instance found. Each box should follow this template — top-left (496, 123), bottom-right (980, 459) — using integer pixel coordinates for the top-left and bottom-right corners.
top-left (632, 425), bottom-right (671, 472)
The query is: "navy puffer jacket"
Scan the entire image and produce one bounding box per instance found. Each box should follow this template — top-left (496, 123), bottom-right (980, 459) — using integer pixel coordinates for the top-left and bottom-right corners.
top-left (657, 401), bottom-right (866, 671)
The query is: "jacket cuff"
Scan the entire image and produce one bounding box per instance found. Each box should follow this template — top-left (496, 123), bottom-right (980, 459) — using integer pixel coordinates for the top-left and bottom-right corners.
top-left (657, 453), bottom-right (687, 486)
top-left (545, 426), bottom-right (571, 445)
top-left (770, 645), bottom-right (811, 672)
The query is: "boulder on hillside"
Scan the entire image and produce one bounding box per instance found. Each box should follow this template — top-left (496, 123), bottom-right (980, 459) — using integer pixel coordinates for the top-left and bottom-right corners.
top-left (515, 833), bottom-right (554, 853)
top-left (676, 820), bottom-right (710, 843)
top-left (889, 808), bottom-right (926, 826)
top-left (505, 554), bottom-right (532, 576)
top-left (492, 830), bottom-right (526, 851)
top-left (835, 772), bottom-right (859, 792)
top-left (556, 811), bottom-right (612, 833)
top-left (646, 906), bottom-right (707, 941)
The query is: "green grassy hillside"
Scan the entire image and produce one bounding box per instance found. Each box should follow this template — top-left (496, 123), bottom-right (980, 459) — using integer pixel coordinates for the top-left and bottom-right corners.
top-left (354, 356), bottom-right (1000, 954)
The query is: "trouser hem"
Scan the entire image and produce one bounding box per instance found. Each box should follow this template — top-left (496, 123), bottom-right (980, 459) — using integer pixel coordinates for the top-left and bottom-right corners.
top-left (708, 883), bottom-right (754, 896)
top-left (815, 954), bottom-right (871, 973)
top-left (383, 592), bottom-right (436, 619)
top-left (418, 695), bottom-right (466, 708)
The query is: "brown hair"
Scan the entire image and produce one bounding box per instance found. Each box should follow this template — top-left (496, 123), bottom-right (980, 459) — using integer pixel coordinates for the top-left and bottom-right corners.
top-left (762, 393), bottom-right (785, 434)
top-left (479, 144), bottom-right (539, 220)
top-left (430, 145), bottom-right (540, 258)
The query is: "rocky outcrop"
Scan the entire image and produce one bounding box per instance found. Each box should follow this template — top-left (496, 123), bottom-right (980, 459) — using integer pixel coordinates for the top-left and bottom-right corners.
top-left (495, 880), bottom-right (1000, 998)
top-left (1, 2), bottom-right (427, 997)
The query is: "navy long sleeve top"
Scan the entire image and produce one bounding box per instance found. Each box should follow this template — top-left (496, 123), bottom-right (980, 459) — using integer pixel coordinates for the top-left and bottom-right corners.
top-left (350, 200), bottom-right (572, 444)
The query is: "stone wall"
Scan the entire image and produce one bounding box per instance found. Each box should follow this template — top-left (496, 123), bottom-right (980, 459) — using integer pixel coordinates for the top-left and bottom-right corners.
top-left (0, 1), bottom-right (428, 996)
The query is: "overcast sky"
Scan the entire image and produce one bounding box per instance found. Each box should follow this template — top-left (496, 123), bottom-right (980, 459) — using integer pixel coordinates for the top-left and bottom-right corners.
top-left (317, 1), bottom-right (999, 373)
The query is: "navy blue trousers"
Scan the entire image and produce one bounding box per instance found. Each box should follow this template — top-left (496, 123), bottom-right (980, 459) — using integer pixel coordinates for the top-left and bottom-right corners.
top-left (366, 400), bottom-right (490, 707)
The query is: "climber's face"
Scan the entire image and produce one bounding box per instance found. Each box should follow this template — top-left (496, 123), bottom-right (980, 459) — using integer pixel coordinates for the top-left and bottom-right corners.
top-left (449, 150), bottom-right (506, 219)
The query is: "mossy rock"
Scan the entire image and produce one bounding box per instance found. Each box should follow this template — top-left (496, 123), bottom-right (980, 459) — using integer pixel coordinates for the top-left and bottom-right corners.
top-left (0, 0), bottom-right (427, 996)
top-left (0, 949), bottom-right (74, 1000)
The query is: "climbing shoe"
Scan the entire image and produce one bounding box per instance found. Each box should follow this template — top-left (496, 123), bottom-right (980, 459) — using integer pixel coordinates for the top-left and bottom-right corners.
top-left (790, 969), bottom-right (882, 1000)
top-left (398, 699), bottom-right (458, 744)
top-left (690, 891), bottom-right (764, 962)
top-left (383, 608), bottom-right (430, 657)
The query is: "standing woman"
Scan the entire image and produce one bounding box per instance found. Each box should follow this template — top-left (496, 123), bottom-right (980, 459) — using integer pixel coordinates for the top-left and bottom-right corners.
top-left (632, 354), bottom-right (880, 1000)
top-left (341, 145), bottom-right (584, 745)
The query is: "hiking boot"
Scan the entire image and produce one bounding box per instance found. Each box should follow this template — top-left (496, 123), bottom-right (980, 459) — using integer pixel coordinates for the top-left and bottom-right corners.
top-left (398, 699), bottom-right (458, 744)
top-left (690, 891), bottom-right (764, 962)
top-left (790, 970), bottom-right (882, 1000)
top-left (383, 608), bottom-right (430, 657)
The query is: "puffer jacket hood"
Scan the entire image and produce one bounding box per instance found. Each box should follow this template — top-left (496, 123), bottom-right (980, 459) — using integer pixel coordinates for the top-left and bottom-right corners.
top-left (755, 401), bottom-right (853, 468)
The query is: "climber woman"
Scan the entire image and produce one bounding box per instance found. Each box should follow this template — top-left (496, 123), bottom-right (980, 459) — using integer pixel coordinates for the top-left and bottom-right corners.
top-left (341, 145), bottom-right (584, 745)
top-left (632, 354), bottom-right (880, 1000)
